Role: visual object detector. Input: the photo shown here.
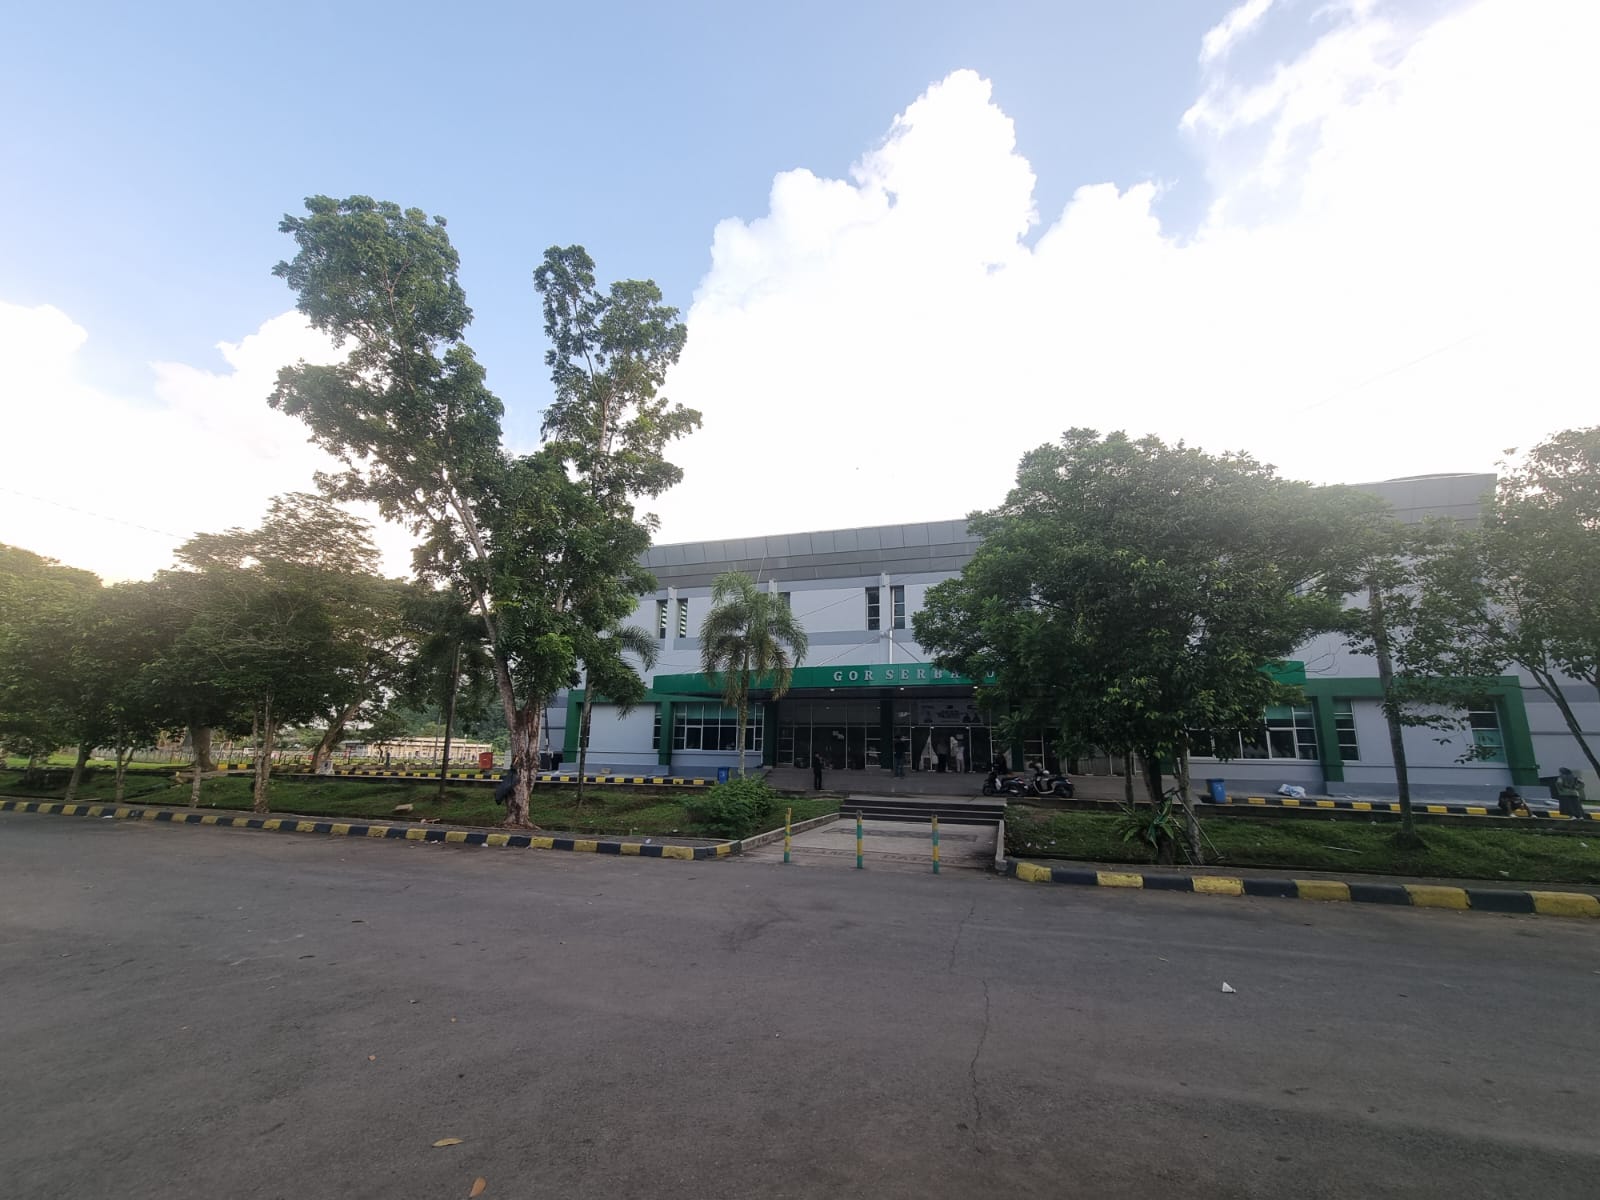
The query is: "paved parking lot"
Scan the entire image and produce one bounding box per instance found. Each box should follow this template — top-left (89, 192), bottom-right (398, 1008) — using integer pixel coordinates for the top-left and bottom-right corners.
top-left (3, 811), bottom-right (1598, 1199)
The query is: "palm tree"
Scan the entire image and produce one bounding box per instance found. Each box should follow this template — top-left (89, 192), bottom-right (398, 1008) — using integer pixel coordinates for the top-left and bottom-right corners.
top-left (575, 623), bottom-right (659, 805)
top-left (699, 571), bottom-right (809, 776)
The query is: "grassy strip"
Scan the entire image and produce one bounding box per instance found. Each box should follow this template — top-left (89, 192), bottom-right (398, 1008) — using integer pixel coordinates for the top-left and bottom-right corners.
top-left (0, 769), bottom-right (837, 839)
top-left (1005, 806), bottom-right (1600, 886)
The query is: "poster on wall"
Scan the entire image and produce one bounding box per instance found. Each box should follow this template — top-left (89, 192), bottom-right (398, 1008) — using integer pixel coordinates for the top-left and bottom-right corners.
top-left (914, 699), bottom-right (985, 726)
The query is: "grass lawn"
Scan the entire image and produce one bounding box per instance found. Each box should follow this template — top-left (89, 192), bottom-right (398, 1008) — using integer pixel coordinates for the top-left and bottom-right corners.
top-left (0, 768), bottom-right (836, 839)
top-left (1005, 806), bottom-right (1600, 886)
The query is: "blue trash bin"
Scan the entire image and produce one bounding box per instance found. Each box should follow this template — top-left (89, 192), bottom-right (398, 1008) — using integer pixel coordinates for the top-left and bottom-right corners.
top-left (716, 766), bottom-right (730, 784)
top-left (1207, 778), bottom-right (1227, 804)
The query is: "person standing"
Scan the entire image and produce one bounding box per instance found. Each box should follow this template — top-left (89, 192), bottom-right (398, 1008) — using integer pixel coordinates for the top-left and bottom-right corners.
top-left (1553, 768), bottom-right (1588, 820)
top-left (811, 750), bottom-right (825, 791)
top-left (893, 736), bottom-right (908, 779)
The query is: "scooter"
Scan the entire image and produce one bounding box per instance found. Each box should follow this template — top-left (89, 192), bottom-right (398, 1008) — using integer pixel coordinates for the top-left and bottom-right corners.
top-left (1030, 764), bottom-right (1074, 798)
top-left (981, 769), bottom-right (1030, 798)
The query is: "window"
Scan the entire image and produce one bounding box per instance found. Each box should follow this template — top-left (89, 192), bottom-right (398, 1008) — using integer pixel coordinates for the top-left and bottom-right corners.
top-left (656, 598), bottom-right (668, 639)
top-left (1468, 706), bottom-right (1505, 762)
top-left (1192, 706), bottom-right (1317, 760)
top-left (1334, 699), bottom-right (1359, 761)
top-left (673, 703), bottom-right (761, 752)
top-left (778, 591), bottom-right (791, 611)
top-left (865, 586), bottom-right (880, 631)
top-left (676, 597), bottom-right (689, 638)
top-left (651, 708), bottom-right (661, 751)
top-left (1265, 705), bottom-right (1318, 760)
top-left (891, 584), bottom-right (905, 630)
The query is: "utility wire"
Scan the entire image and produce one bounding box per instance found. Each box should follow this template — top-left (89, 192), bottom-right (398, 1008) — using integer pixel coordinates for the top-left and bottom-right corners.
top-left (1301, 331), bottom-right (1481, 414)
top-left (0, 486), bottom-right (184, 540)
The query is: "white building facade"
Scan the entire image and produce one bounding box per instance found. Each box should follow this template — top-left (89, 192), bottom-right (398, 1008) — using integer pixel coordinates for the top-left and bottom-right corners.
top-left (552, 474), bottom-right (1598, 802)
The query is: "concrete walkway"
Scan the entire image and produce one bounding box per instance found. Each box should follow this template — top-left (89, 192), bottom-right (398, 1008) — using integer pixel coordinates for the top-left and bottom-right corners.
top-left (744, 815), bottom-right (996, 872)
top-left (766, 764), bottom-right (1164, 802)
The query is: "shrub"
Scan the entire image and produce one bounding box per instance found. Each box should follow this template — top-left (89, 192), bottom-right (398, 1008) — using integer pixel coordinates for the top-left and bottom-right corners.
top-left (686, 776), bottom-right (779, 839)
top-left (1115, 798), bottom-right (1183, 865)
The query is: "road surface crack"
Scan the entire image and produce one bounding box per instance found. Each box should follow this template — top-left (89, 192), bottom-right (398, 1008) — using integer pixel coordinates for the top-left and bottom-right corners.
top-left (968, 977), bottom-right (991, 1135)
top-left (948, 899), bottom-right (976, 972)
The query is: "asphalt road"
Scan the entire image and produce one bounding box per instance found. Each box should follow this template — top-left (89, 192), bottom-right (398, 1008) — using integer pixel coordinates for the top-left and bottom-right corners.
top-left (2, 813), bottom-right (1597, 1200)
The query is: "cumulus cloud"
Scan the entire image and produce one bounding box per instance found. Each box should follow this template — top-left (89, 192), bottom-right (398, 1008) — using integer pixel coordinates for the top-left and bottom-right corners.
top-left (0, 302), bottom-right (416, 582)
top-left (654, 0), bottom-right (1600, 545)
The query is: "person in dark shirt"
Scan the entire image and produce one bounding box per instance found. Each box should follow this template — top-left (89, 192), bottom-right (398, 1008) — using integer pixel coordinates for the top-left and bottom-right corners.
top-left (493, 766), bottom-right (518, 806)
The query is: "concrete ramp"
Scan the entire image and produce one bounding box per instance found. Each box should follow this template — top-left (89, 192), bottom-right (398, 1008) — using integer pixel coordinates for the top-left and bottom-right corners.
top-left (745, 815), bottom-right (995, 873)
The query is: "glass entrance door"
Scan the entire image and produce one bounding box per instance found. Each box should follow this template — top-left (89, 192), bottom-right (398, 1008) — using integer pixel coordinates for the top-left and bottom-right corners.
top-left (779, 698), bottom-right (881, 770)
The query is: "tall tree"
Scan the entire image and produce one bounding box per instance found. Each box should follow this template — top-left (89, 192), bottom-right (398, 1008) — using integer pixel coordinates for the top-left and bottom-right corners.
top-left (140, 568), bottom-right (251, 800)
top-left (72, 582), bottom-right (169, 802)
top-left (699, 572), bottom-right (809, 777)
top-left (1312, 491), bottom-right (1501, 847)
top-left (271, 197), bottom-right (699, 826)
top-left (165, 494), bottom-right (393, 812)
top-left (303, 573), bottom-right (421, 773)
top-left (1409, 428), bottom-right (1600, 778)
top-left (915, 430), bottom-right (1350, 861)
top-left (0, 545), bottom-right (102, 784)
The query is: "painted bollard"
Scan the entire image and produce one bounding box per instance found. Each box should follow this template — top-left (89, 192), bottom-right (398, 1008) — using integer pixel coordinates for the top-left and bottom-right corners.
top-left (856, 812), bottom-right (864, 869)
top-left (932, 814), bottom-right (940, 874)
top-left (784, 807), bottom-right (792, 864)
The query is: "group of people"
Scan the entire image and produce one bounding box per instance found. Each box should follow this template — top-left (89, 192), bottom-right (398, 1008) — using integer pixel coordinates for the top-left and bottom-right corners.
top-left (890, 734), bottom-right (969, 777)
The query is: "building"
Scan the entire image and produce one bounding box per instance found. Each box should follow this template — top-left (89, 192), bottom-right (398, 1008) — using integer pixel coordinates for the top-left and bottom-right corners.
top-left (550, 474), bottom-right (1599, 802)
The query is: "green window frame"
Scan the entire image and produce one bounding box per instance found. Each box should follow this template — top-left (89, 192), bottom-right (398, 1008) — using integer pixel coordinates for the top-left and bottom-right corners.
top-left (1334, 699), bottom-right (1359, 762)
top-left (1468, 707), bottom-right (1506, 762)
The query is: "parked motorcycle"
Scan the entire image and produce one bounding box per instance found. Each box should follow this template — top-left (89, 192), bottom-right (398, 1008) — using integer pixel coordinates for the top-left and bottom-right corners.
top-left (1030, 764), bottom-right (1074, 798)
top-left (981, 769), bottom-right (1030, 798)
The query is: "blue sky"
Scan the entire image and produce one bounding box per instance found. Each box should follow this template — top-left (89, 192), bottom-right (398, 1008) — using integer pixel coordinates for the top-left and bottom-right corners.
top-left (3, 1), bottom-right (1223, 435)
top-left (4, 0), bottom-right (1596, 580)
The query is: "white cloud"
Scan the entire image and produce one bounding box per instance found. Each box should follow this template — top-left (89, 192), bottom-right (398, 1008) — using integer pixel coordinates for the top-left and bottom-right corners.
top-left (0, 303), bottom-right (417, 582)
top-left (1199, 0), bottom-right (1277, 66)
top-left (652, 0), bottom-right (1600, 546)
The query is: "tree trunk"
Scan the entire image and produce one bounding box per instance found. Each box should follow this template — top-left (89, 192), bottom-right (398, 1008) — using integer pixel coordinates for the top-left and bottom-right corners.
top-left (736, 700), bottom-right (748, 778)
top-left (504, 701), bottom-right (542, 829)
top-left (114, 735), bottom-right (130, 804)
top-left (1175, 743), bottom-right (1203, 864)
top-left (64, 741), bottom-right (90, 803)
top-left (1526, 664), bottom-right (1600, 778)
top-left (436, 641), bottom-right (462, 801)
top-left (1122, 751), bottom-right (1135, 805)
top-left (1141, 751), bottom-right (1164, 804)
top-left (189, 724), bottom-right (216, 773)
top-left (312, 701), bottom-right (362, 773)
top-left (1368, 580), bottom-right (1422, 848)
top-left (189, 757), bottom-right (205, 807)
top-left (253, 693), bottom-right (274, 814)
top-left (576, 685), bottom-right (595, 807)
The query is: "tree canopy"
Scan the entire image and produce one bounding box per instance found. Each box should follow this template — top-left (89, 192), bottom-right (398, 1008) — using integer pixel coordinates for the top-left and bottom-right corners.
top-left (1407, 427), bottom-right (1600, 777)
top-left (699, 571), bottom-right (810, 777)
top-left (271, 196), bottom-right (699, 825)
top-left (914, 429), bottom-right (1353, 858)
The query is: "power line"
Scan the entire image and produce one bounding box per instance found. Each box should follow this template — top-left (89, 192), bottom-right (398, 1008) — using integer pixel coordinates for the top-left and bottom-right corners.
top-left (1301, 331), bottom-right (1481, 414)
top-left (0, 486), bottom-right (184, 540)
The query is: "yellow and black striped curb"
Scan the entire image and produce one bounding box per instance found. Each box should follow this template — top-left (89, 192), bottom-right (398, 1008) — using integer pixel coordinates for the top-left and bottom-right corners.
top-left (1204, 795), bottom-right (1599, 821)
top-left (213, 765), bottom-right (712, 788)
top-left (0, 798), bottom-right (735, 861)
top-left (1002, 857), bottom-right (1600, 918)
